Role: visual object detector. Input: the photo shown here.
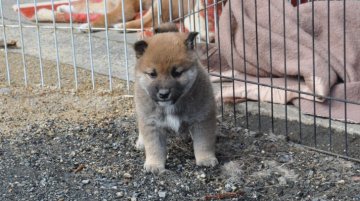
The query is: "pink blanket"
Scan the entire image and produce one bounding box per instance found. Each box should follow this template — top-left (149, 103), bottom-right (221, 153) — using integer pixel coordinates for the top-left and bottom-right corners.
top-left (203, 0), bottom-right (360, 123)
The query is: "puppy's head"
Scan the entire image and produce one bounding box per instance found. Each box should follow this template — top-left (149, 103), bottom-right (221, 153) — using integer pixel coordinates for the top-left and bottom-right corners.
top-left (134, 24), bottom-right (199, 106)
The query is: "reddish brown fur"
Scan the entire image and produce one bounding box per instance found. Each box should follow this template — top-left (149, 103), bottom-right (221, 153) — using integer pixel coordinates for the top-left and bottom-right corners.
top-left (67, 0), bottom-right (192, 29)
top-left (137, 33), bottom-right (193, 75)
top-left (120, 0), bottom-right (192, 29)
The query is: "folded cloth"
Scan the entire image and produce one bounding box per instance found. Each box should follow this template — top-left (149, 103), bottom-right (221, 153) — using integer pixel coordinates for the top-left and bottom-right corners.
top-left (202, 0), bottom-right (360, 123)
top-left (15, 0), bottom-right (221, 41)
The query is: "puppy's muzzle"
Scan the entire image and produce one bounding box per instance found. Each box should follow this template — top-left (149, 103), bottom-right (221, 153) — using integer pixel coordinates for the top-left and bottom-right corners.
top-left (157, 89), bottom-right (171, 101)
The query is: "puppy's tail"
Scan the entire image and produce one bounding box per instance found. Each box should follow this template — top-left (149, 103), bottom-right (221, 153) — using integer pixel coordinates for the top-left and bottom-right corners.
top-left (154, 22), bottom-right (179, 34)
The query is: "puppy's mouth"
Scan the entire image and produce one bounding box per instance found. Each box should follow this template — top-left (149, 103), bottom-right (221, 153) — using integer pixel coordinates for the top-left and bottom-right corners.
top-left (157, 100), bottom-right (173, 107)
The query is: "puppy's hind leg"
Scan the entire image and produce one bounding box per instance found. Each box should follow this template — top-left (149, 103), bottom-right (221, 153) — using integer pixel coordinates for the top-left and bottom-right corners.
top-left (191, 118), bottom-right (218, 167)
top-left (114, 2), bottom-right (157, 30)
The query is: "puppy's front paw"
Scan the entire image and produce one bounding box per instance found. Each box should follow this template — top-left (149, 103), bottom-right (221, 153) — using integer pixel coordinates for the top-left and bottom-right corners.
top-left (135, 137), bottom-right (144, 151)
top-left (79, 23), bottom-right (91, 33)
top-left (113, 23), bottom-right (124, 30)
top-left (196, 156), bottom-right (219, 167)
top-left (144, 162), bottom-right (166, 174)
top-left (56, 5), bottom-right (73, 13)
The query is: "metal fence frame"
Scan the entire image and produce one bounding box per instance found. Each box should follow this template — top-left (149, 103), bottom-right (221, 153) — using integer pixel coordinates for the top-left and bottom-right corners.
top-left (0, 0), bottom-right (359, 162)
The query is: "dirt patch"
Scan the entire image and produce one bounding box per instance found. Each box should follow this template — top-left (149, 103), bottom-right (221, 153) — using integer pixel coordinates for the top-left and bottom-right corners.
top-left (0, 50), bottom-right (133, 135)
top-left (0, 52), bottom-right (359, 200)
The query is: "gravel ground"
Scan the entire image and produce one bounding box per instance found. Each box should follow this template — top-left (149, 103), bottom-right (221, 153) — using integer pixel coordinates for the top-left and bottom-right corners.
top-left (1, 52), bottom-right (360, 200)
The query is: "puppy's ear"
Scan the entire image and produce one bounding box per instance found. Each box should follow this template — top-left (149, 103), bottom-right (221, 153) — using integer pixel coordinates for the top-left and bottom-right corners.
top-left (154, 23), bottom-right (179, 34)
top-left (134, 40), bottom-right (148, 58)
top-left (185, 32), bottom-right (198, 50)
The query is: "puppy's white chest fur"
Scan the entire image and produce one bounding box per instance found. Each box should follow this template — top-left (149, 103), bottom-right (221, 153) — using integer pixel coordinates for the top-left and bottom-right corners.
top-left (157, 106), bottom-right (181, 132)
top-left (164, 114), bottom-right (181, 132)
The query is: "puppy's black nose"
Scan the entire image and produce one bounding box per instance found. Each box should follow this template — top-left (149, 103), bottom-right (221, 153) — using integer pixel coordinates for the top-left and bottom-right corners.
top-left (158, 89), bottom-right (171, 100)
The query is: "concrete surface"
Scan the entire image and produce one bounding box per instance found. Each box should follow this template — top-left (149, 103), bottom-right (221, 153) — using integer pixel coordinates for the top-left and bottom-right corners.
top-left (1, 0), bottom-right (137, 82)
top-left (234, 101), bottom-right (360, 135)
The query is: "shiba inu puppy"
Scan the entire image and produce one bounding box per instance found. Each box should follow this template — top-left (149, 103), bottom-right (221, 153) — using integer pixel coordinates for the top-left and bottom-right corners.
top-left (133, 23), bottom-right (218, 174)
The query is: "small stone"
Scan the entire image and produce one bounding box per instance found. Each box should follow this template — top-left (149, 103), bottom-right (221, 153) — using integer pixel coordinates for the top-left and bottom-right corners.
top-left (278, 154), bottom-right (292, 163)
top-left (158, 191), bottom-right (167, 198)
top-left (224, 183), bottom-right (233, 192)
top-left (115, 192), bottom-right (124, 198)
top-left (133, 182), bottom-right (138, 187)
top-left (233, 127), bottom-right (242, 132)
top-left (324, 156), bottom-right (334, 161)
top-left (336, 180), bottom-right (345, 184)
top-left (200, 173), bottom-right (206, 178)
top-left (0, 88), bottom-right (11, 95)
top-left (308, 170), bottom-right (314, 178)
top-left (130, 193), bottom-right (139, 201)
top-left (249, 131), bottom-right (257, 136)
top-left (123, 173), bottom-right (132, 179)
top-left (311, 198), bottom-right (327, 201)
top-left (112, 143), bottom-right (119, 150)
top-left (352, 176), bottom-right (360, 182)
top-left (132, 193), bottom-right (140, 199)
top-left (82, 180), bottom-right (90, 184)
top-left (16, 182), bottom-right (25, 187)
top-left (278, 177), bottom-right (287, 185)
top-left (40, 178), bottom-right (46, 187)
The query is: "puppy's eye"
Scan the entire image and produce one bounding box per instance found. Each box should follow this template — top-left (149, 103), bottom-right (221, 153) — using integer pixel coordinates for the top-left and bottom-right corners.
top-left (146, 71), bottom-right (157, 78)
top-left (171, 68), bottom-right (183, 78)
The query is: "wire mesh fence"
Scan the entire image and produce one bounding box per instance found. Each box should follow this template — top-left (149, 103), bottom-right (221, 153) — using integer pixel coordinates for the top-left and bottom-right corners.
top-left (0, 0), bottom-right (359, 162)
